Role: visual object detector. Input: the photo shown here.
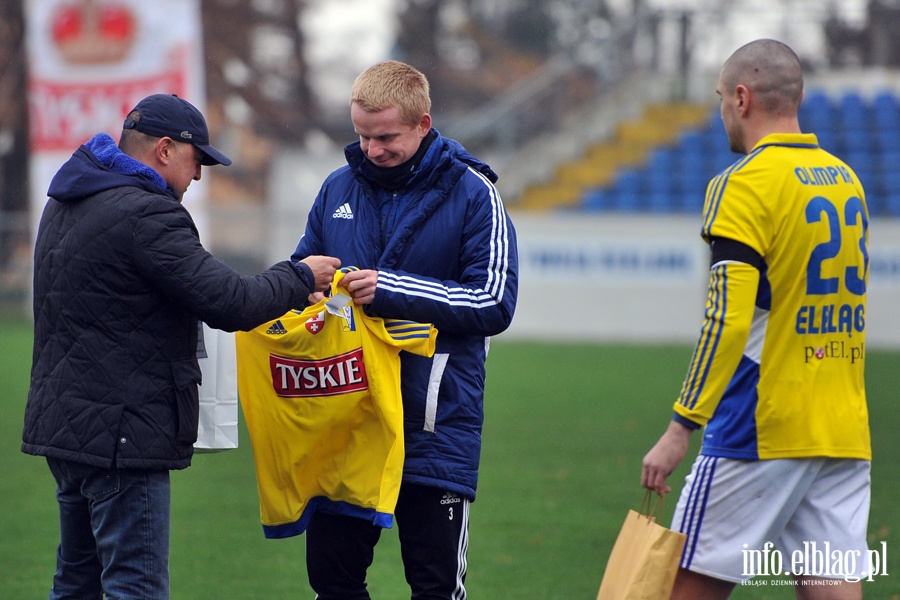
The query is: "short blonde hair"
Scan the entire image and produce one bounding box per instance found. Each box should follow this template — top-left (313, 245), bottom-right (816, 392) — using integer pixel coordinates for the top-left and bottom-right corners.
top-left (350, 60), bottom-right (431, 127)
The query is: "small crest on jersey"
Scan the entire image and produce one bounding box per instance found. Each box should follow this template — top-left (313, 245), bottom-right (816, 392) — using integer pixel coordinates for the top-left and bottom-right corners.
top-left (340, 306), bottom-right (356, 332)
top-left (325, 293), bottom-right (356, 332)
top-left (305, 311), bottom-right (325, 334)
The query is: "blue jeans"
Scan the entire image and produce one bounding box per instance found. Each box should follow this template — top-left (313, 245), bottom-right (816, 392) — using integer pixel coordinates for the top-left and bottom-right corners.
top-left (46, 457), bottom-right (171, 600)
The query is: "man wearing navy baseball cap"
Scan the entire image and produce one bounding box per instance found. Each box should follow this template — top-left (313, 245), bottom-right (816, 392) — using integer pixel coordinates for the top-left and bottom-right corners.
top-left (23, 93), bottom-right (340, 598)
top-left (123, 93), bottom-right (233, 167)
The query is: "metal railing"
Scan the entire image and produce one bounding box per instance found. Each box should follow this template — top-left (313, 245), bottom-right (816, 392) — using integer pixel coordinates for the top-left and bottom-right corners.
top-left (2, 3), bottom-right (888, 309)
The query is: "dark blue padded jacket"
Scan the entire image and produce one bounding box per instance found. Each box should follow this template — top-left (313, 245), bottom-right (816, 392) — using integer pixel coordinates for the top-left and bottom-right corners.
top-left (23, 133), bottom-right (316, 470)
top-left (292, 130), bottom-right (519, 500)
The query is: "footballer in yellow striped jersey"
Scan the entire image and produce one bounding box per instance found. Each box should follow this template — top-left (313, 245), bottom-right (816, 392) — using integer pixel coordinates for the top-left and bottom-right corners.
top-left (641, 39), bottom-right (871, 598)
top-left (684, 135), bottom-right (869, 460)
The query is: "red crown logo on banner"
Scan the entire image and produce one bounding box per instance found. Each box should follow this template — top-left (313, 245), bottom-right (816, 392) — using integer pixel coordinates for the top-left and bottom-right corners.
top-left (51, 0), bottom-right (136, 64)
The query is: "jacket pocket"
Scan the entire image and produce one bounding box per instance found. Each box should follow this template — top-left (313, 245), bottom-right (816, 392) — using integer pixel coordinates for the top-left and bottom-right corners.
top-left (424, 353), bottom-right (449, 433)
top-left (171, 359), bottom-right (202, 446)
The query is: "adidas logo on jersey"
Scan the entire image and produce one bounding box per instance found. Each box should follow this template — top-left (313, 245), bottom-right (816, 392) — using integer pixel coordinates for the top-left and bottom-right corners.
top-left (266, 320), bottom-right (288, 335)
top-left (332, 203), bottom-right (354, 219)
top-left (440, 492), bottom-right (461, 505)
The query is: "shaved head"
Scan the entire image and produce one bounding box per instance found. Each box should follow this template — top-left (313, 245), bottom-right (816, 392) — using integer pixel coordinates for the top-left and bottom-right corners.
top-left (720, 39), bottom-right (803, 117)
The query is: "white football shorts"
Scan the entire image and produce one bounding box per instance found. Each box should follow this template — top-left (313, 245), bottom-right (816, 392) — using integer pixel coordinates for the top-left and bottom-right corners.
top-left (671, 455), bottom-right (871, 583)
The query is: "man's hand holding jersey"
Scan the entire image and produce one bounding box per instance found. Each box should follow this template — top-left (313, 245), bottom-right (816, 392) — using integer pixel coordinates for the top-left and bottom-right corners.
top-left (339, 269), bottom-right (378, 305)
top-left (298, 255), bottom-right (341, 294)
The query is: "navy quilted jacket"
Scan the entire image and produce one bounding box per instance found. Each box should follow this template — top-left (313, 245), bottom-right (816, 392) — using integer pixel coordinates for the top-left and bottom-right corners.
top-left (292, 131), bottom-right (518, 499)
top-left (23, 133), bottom-right (315, 470)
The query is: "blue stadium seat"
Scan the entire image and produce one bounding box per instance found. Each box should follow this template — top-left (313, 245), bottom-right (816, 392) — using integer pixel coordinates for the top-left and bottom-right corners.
top-left (707, 138), bottom-right (732, 160)
top-left (581, 188), bottom-right (612, 211)
top-left (844, 150), bottom-right (873, 174)
top-left (872, 92), bottom-right (900, 129)
top-left (874, 130), bottom-right (900, 153)
top-left (855, 168), bottom-right (880, 196)
top-left (710, 148), bottom-right (740, 173)
top-left (879, 170), bottom-right (900, 195)
top-left (800, 116), bottom-right (828, 134)
top-left (811, 127), bottom-right (840, 153)
top-left (614, 168), bottom-right (641, 193)
top-left (646, 147), bottom-right (675, 171)
top-left (838, 92), bottom-right (870, 131)
top-left (703, 113), bottom-right (728, 139)
top-left (803, 90), bottom-right (832, 112)
top-left (611, 168), bottom-right (642, 212)
top-left (678, 130), bottom-right (707, 155)
top-left (678, 153), bottom-right (708, 180)
top-left (576, 90), bottom-right (899, 215)
top-left (801, 90), bottom-right (834, 130)
top-left (841, 132), bottom-right (871, 154)
top-left (676, 192), bottom-right (704, 214)
top-left (865, 196), bottom-right (881, 217)
top-left (674, 168), bottom-right (709, 197)
top-left (645, 169), bottom-right (674, 194)
top-left (875, 150), bottom-right (900, 173)
top-left (645, 149), bottom-right (676, 193)
top-left (884, 193), bottom-right (900, 217)
top-left (613, 190), bottom-right (642, 212)
top-left (669, 128), bottom-right (722, 211)
top-left (647, 191), bottom-right (675, 213)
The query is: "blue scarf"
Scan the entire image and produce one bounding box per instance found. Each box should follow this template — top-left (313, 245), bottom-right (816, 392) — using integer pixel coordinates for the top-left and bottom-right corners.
top-left (84, 132), bottom-right (168, 192)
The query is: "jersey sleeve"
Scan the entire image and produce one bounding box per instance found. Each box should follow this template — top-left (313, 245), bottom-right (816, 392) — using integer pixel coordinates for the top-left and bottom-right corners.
top-left (367, 318), bottom-right (437, 358)
top-left (674, 163), bottom-right (769, 425)
top-left (673, 257), bottom-right (760, 427)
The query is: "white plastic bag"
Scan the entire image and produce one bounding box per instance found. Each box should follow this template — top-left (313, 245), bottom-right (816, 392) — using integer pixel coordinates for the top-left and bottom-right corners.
top-left (194, 322), bottom-right (239, 452)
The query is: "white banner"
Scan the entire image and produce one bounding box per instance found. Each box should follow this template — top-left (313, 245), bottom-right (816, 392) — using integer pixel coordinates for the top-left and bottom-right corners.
top-left (505, 212), bottom-right (900, 348)
top-left (24, 0), bottom-right (210, 243)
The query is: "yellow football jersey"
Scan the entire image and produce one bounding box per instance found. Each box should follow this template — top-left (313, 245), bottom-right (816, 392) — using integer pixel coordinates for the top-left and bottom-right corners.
top-left (674, 133), bottom-right (870, 460)
top-left (236, 269), bottom-right (437, 538)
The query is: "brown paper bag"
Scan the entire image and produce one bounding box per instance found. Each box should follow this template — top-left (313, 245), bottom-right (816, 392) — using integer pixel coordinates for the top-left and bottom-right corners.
top-left (596, 492), bottom-right (686, 600)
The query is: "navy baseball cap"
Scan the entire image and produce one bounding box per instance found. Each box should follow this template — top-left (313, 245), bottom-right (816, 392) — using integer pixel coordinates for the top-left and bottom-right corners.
top-left (123, 94), bottom-right (232, 166)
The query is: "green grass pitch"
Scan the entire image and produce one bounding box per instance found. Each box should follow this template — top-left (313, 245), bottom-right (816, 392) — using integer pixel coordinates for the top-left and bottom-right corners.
top-left (2, 317), bottom-right (898, 598)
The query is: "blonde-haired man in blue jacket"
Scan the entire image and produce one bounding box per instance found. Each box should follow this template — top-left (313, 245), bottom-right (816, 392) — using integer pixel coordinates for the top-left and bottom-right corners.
top-left (292, 60), bottom-right (519, 600)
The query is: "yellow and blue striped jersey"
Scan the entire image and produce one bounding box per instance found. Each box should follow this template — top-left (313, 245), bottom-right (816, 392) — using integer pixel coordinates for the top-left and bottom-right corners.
top-left (236, 269), bottom-right (437, 538)
top-left (674, 132), bottom-right (870, 460)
